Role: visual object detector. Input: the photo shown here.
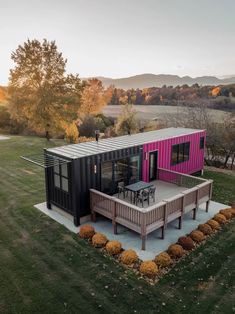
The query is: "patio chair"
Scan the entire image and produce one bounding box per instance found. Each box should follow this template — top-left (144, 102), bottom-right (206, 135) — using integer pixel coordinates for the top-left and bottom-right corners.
top-left (136, 189), bottom-right (150, 207)
top-left (117, 181), bottom-right (125, 198)
top-left (149, 185), bottom-right (156, 202)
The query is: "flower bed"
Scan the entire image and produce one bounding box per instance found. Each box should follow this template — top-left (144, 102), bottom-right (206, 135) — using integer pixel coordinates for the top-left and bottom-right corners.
top-left (78, 207), bottom-right (235, 284)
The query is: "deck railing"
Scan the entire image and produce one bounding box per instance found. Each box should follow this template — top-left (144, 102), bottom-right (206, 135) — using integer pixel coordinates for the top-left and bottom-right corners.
top-left (90, 170), bottom-right (213, 250)
top-left (158, 168), bottom-right (207, 188)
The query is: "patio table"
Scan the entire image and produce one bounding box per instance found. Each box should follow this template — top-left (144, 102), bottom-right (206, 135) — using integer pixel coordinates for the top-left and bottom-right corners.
top-left (125, 181), bottom-right (154, 205)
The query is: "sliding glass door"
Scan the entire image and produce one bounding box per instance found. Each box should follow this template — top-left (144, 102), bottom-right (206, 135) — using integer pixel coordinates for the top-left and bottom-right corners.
top-left (101, 155), bottom-right (141, 194)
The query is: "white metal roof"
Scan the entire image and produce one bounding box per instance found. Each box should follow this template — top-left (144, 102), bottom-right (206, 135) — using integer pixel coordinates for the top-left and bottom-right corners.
top-left (47, 127), bottom-right (204, 159)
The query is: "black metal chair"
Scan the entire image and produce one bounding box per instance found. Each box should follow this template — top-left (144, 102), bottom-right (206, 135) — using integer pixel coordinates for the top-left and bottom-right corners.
top-left (137, 189), bottom-right (150, 207)
top-left (149, 186), bottom-right (156, 202)
top-left (117, 182), bottom-right (125, 198)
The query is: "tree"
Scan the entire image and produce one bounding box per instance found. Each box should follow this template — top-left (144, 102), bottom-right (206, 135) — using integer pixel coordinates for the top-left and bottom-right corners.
top-left (80, 79), bottom-right (112, 115)
top-left (64, 121), bottom-right (79, 143)
top-left (115, 104), bottom-right (139, 135)
top-left (8, 39), bottom-right (82, 140)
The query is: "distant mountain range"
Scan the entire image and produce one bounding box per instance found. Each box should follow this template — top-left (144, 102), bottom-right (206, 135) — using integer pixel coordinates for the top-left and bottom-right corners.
top-left (84, 74), bottom-right (235, 89)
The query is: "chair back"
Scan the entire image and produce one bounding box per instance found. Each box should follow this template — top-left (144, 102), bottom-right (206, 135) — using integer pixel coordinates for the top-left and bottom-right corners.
top-left (149, 186), bottom-right (156, 195)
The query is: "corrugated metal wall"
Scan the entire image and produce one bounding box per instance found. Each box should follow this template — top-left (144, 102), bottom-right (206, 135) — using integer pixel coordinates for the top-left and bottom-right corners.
top-left (73, 145), bottom-right (142, 219)
top-left (142, 131), bottom-right (206, 181)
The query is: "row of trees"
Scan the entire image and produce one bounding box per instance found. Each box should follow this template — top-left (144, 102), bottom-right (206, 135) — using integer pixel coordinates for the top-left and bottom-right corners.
top-left (162, 105), bottom-right (235, 169)
top-left (108, 84), bottom-right (235, 111)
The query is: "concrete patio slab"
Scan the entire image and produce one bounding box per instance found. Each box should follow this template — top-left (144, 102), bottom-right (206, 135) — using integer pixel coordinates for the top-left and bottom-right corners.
top-left (35, 200), bottom-right (228, 261)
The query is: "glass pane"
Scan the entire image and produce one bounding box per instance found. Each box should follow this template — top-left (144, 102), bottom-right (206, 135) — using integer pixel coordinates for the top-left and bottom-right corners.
top-left (101, 162), bottom-right (113, 194)
top-left (54, 174), bottom-right (60, 188)
top-left (62, 178), bottom-right (69, 192)
top-left (114, 158), bottom-right (129, 188)
top-left (130, 155), bottom-right (140, 183)
top-left (184, 142), bottom-right (190, 161)
top-left (178, 144), bottom-right (184, 162)
top-left (61, 163), bottom-right (68, 177)
top-left (54, 165), bottom-right (60, 174)
top-left (171, 145), bottom-right (178, 164)
top-left (200, 137), bottom-right (204, 149)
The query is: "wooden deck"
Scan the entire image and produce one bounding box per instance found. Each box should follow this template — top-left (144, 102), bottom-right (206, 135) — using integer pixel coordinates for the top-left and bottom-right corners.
top-left (90, 168), bottom-right (213, 250)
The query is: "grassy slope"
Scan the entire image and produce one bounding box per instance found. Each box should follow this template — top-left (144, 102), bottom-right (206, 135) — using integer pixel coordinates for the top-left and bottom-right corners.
top-left (0, 136), bottom-right (234, 314)
top-left (203, 171), bottom-right (235, 206)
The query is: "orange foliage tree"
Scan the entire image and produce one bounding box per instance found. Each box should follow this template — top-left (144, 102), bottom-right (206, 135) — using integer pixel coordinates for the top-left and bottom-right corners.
top-left (79, 79), bottom-right (112, 115)
top-left (8, 39), bottom-right (82, 140)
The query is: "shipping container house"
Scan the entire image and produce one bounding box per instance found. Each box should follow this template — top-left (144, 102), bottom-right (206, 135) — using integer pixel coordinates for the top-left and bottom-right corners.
top-left (43, 127), bottom-right (206, 226)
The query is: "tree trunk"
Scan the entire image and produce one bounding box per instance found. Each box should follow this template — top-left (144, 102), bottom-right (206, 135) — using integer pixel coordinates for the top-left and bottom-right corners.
top-left (45, 130), bottom-right (50, 141)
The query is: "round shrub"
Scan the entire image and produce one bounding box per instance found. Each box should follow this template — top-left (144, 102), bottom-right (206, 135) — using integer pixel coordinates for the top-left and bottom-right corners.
top-left (178, 236), bottom-right (195, 250)
top-left (92, 233), bottom-right (108, 248)
top-left (198, 223), bottom-right (213, 235)
top-left (213, 213), bottom-right (227, 225)
top-left (189, 230), bottom-right (205, 243)
top-left (167, 244), bottom-right (184, 258)
top-left (120, 249), bottom-right (138, 265)
top-left (154, 252), bottom-right (172, 268)
top-left (79, 225), bottom-right (95, 239)
top-left (105, 240), bottom-right (122, 255)
top-left (219, 209), bottom-right (232, 220)
top-left (228, 207), bottom-right (235, 217)
top-left (139, 261), bottom-right (158, 278)
top-left (206, 219), bottom-right (220, 230)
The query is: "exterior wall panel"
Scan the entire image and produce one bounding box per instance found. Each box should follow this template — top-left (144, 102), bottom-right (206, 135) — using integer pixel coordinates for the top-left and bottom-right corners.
top-left (142, 130), bottom-right (206, 181)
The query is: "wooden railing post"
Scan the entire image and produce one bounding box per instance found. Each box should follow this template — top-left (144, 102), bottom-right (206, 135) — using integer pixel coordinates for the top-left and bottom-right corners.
top-left (162, 202), bottom-right (168, 239)
top-left (179, 195), bottom-right (185, 229)
top-left (141, 212), bottom-right (146, 250)
top-left (112, 199), bottom-right (117, 234)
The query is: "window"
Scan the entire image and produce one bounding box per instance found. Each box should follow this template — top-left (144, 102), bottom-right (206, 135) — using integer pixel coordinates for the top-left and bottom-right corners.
top-left (171, 142), bottom-right (190, 165)
top-left (200, 137), bottom-right (205, 149)
top-left (53, 163), bottom-right (69, 192)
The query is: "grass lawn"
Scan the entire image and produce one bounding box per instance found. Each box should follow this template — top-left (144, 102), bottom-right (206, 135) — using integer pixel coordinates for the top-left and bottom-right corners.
top-left (203, 170), bottom-right (235, 206)
top-left (0, 136), bottom-right (234, 314)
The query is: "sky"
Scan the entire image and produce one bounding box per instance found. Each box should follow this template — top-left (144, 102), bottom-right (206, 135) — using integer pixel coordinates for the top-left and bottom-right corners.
top-left (0, 0), bottom-right (235, 85)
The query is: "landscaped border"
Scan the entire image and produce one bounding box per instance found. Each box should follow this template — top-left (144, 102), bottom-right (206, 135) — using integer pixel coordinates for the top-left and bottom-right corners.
top-left (78, 207), bottom-right (235, 284)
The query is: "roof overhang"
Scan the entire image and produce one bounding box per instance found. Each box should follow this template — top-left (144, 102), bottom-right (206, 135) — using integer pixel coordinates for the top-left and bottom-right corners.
top-left (20, 153), bottom-right (71, 168)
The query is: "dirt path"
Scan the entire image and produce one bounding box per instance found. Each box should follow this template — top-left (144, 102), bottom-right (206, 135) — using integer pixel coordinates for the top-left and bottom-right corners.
top-left (205, 165), bottom-right (235, 177)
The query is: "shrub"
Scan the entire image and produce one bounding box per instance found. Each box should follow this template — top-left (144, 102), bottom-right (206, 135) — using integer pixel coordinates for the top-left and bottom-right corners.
top-left (79, 225), bottom-right (95, 239)
top-left (178, 236), bottom-right (195, 250)
top-left (198, 223), bottom-right (213, 235)
top-left (92, 233), bottom-right (108, 248)
top-left (167, 244), bottom-right (184, 258)
top-left (139, 261), bottom-right (158, 278)
top-left (228, 208), bottom-right (235, 217)
top-left (213, 213), bottom-right (227, 224)
top-left (189, 230), bottom-right (205, 243)
top-left (219, 209), bottom-right (232, 220)
top-left (120, 249), bottom-right (138, 265)
top-left (106, 241), bottom-right (122, 255)
top-left (206, 219), bottom-right (220, 230)
top-left (154, 252), bottom-right (172, 268)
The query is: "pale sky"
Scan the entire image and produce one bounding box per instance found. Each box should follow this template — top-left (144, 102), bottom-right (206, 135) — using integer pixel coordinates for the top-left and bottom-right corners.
top-left (0, 0), bottom-right (235, 85)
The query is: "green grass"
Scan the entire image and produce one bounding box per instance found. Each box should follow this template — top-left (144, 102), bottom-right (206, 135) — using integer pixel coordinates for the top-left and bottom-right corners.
top-left (0, 136), bottom-right (234, 314)
top-left (203, 171), bottom-right (235, 206)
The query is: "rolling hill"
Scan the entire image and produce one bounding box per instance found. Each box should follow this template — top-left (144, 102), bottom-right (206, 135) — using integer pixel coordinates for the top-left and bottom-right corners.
top-left (84, 74), bottom-right (235, 89)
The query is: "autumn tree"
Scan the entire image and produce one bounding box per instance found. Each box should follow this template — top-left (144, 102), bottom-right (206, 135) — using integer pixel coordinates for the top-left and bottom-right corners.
top-left (64, 121), bottom-right (79, 143)
top-left (8, 39), bottom-right (82, 140)
top-left (80, 78), bottom-right (112, 115)
top-left (115, 104), bottom-right (139, 135)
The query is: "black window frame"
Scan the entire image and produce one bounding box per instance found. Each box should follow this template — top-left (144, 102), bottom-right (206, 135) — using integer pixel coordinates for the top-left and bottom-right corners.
top-left (171, 142), bottom-right (190, 165)
top-left (200, 136), bottom-right (205, 149)
top-left (53, 163), bottom-right (69, 193)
